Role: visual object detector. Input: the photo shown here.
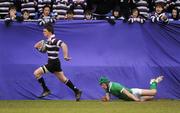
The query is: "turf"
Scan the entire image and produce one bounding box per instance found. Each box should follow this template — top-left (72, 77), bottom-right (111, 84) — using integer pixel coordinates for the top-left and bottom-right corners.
top-left (0, 100), bottom-right (179, 113)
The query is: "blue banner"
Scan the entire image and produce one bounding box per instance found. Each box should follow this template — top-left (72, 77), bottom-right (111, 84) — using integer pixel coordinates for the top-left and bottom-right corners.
top-left (0, 20), bottom-right (180, 100)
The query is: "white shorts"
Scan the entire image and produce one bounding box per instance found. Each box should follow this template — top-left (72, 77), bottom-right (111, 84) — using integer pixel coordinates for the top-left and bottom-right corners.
top-left (131, 88), bottom-right (142, 98)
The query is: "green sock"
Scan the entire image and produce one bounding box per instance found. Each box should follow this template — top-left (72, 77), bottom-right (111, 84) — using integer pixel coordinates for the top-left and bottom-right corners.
top-left (150, 82), bottom-right (157, 89)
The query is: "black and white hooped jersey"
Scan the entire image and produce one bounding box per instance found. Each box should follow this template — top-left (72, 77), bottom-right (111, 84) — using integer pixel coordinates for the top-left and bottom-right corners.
top-left (21, 0), bottom-right (37, 18)
top-left (46, 35), bottom-right (63, 60)
top-left (128, 16), bottom-right (145, 23)
top-left (134, 0), bottom-right (149, 18)
top-left (71, 0), bottom-right (87, 20)
top-left (153, 0), bottom-right (170, 4)
top-left (37, 0), bottom-right (52, 13)
top-left (175, 0), bottom-right (180, 11)
top-left (38, 14), bottom-right (56, 25)
top-left (0, 0), bottom-right (14, 17)
top-left (52, 0), bottom-right (71, 19)
top-left (151, 12), bottom-right (169, 23)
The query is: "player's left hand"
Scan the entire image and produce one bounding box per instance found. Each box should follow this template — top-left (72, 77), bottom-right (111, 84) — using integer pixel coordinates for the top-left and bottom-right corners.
top-left (64, 57), bottom-right (71, 61)
top-left (161, 15), bottom-right (167, 21)
top-left (101, 96), bottom-right (109, 102)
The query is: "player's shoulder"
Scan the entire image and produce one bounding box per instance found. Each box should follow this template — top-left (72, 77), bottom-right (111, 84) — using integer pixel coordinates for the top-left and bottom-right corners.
top-left (50, 37), bottom-right (63, 45)
top-left (49, 37), bottom-right (57, 42)
top-left (111, 82), bottom-right (124, 88)
top-left (51, 37), bottom-right (62, 41)
top-left (111, 82), bottom-right (120, 85)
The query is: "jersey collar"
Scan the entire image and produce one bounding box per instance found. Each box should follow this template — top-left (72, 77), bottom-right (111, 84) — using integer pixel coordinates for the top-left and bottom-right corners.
top-left (108, 82), bottom-right (112, 92)
top-left (47, 34), bottom-right (55, 41)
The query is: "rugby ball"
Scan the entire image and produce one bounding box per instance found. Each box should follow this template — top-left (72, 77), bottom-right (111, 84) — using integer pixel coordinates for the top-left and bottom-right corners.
top-left (38, 40), bottom-right (47, 53)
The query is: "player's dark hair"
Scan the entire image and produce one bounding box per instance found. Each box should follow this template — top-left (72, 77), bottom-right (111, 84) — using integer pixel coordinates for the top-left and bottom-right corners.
top-left (22, 10), bottom-right (29, 14)
top-left (43, 4), bottom-right (52, 12)
top-left (155, 3), bottom-right (165, 10)
top-left (67, 9), bottom-right (74, 15)
top-left (132, 8), bottom-right (139, 16)
top-left (44, 23), bottom-right (54, 34)
top-left (9, 5), bottom-right (16, 11)
top-left (172, 8), bottom-right (179, 20)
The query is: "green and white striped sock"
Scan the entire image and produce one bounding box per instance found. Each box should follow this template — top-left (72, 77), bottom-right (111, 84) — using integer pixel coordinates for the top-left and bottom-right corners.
top-left (150, 81), bottom-right (157, 89)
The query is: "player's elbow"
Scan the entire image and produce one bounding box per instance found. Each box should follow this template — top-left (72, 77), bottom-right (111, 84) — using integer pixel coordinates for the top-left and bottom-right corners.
top-left (61, 42), bottom-right (67, 48)
top-left (61, 43), bottom-right (68, 53)
top-left (151, 89), bottom-right (157, 95)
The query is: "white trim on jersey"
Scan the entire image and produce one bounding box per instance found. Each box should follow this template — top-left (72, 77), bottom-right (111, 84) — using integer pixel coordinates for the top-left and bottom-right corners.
top-left (47, 34), bottom-right (55, 41)
top-left (21, 8), bottom-right (35, 11)
top-left (120, 88), bottom-right (125, 93)
top-left (55, 10), bottom-right (67, 13)
top-left (41, 65), bottom-right (49, 73)
top-left (46, 44), bottom-right (57, 48)
top-left (57, 40), bottom-right (62, 47)
top-left (73, 15), bottom-right (84, 18)
top-left (109, 82), bottom-right (112, 92)
top-left (74, 9), bottom-right (84, 13)
top-left (47, 51), bottom-right (59, 54)
top-left (0, 2), bottom-right (13, 5)
top-left (51, 38), bottom-right (56, 43)
top-left (0, 8), bottom-right (9, 10)
top-left (0, 12), bottom-right (8, 14)
top-left (48, 56), bottom-right (59, 59)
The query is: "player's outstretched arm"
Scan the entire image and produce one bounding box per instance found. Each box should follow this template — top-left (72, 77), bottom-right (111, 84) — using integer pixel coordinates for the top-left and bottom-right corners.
top-left (122, 89), bottom-right (140, 102)
top-left (106, 93), bottom-right (110, 101)
top-left (61, 42), bottom-right (71, 61)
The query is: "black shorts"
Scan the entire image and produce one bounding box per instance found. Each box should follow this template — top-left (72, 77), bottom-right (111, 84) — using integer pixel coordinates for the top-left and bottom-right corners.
top-left (41, 59), bottom-right (62, 73)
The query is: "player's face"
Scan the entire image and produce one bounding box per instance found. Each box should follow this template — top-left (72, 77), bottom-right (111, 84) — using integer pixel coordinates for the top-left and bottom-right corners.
top-left (9, 9), bottom-right (16, 16)
top-left (101, 83), bottom-right (108, 90)
top-left (156, 6), bottom-right (163, 14)
top-left (113, 11), bottom-right (119, 17)
top-left (43, 7), bottom-right (50, 16)
top-left (23, 12), bottom-right (30, 20)
top-left (67, 13), bottom-right (73, 20)
top-left (43, 29), bottom-right (50, 38)
top-left (132, 10), bottom-right (138, 18)
top-left (85, 14), bottom-right (92, 20)
top-left (172, 9), bottom-right (177, 18)
top-left (77, 0), bottom-right (81, 3)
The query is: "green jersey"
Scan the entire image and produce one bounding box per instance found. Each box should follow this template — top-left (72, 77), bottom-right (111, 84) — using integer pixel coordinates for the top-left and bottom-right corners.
top-left (107, 82), bottom-right (133, 101)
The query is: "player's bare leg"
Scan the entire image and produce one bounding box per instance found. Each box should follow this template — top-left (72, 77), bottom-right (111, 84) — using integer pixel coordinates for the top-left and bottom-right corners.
top-left (141, 89), bottom-right (157, 96)
top-left (140, 96), bottom-right (154, 101)
top-left (140, 76), bottom-right (164, 97)
top-left (34, 67), bottom-right (51, 98)
top-left (54, 71), bottom-right (82, 101)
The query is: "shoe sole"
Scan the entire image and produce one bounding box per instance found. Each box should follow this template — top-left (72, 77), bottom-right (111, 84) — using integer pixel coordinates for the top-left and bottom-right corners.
top-left (76, 91), bottom-right (82, 101)
top-left (38, 91), bottom-right (51, 98)
top-left (155, 76), bottom-right (164, 83)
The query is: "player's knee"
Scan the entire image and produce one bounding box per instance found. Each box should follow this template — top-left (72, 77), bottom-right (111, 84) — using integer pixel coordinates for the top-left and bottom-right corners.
top-left (33, 70), bottom-right (37, 76)
top-left (33, 70), bottom-right (41, 78)
top-left (151, 89), bottom-right (157, 95)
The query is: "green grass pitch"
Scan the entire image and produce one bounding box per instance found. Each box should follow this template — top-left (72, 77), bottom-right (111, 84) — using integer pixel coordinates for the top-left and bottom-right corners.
top-left (0, 100), bottom-right (179, 113)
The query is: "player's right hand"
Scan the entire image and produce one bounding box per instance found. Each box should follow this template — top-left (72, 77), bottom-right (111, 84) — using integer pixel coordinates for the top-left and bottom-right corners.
top-left (64, 57), bottom-right (72, 61)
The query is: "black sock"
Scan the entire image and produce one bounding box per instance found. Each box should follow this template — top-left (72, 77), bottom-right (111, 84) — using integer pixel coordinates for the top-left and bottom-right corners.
top-left (38, 77), bottom-right (49, 91)
top-left (65, 79), bottom-right (78, 93)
